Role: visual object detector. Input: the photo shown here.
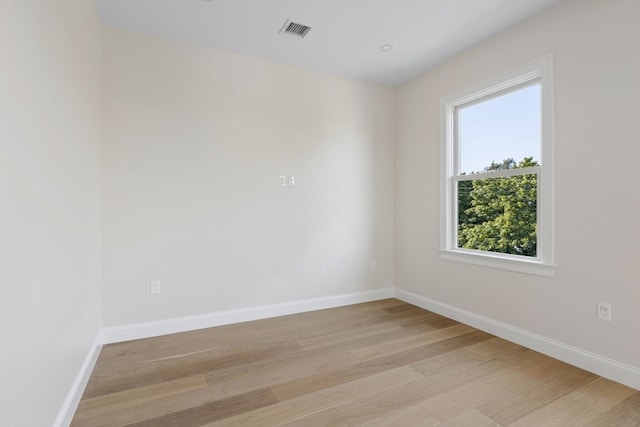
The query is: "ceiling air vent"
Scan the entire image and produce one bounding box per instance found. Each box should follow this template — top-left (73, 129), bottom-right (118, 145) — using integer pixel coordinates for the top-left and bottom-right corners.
top-left (279, 19), bottom-right (311, 39)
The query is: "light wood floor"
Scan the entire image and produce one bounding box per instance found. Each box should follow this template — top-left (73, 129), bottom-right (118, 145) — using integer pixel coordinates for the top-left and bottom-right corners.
top-left (72, 299), bottom-right (640, 426)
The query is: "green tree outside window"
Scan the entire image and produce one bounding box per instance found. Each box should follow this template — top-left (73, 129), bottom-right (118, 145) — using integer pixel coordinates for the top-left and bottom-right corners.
top-left (458, 157), bottom-right (538, 257)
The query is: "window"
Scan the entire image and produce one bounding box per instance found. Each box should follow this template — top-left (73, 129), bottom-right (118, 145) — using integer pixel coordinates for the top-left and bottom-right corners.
top-left (440, 56), bottom-right (554, 276)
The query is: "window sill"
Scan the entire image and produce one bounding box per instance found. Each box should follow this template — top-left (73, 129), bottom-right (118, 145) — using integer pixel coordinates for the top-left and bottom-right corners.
top-left (439, 249), bottom-right (555, 277)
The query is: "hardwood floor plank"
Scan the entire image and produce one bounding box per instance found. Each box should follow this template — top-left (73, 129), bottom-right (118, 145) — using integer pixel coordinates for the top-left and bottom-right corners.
top-left (567, 376), bottom-right (637, 412)
top-left (507, 396), bottom-right (602, 427)
top-left (340, 347), bottom-right (531, 424)
top-left (350, 323), bottom-right (474, 361)
top-left (250, 304), bottom-right (397, 338)
top-left (71, 374), bottom-right (206, 425)
top-left (423, 316), bottom-right (460, 329)
top-left (478, 359), bottom-right (598, 425)
top-left (123, 387), bottom-right (278, 427)
top-left (83, 341), bottom-right (299, 399)
top-left (438, 409), bottom-right (503, 427)
top-left (203, 348), bottom-right (358, 401)
top-left (298, 320), bottom-right (438, 356)
top-left (75, 385), bottom-right (277, 427)
top-left (336, 347), bottom-right (539, 425)
top-left (298, 322), bottom-right (402, 350)
top-left (410, 347), bottom-right (490, 374)
top-left (350, 404), bottom-right (439, 427)
top-left (389, 310), bottom-right (456, 328)
top-left (583, 393), bottom-right (640, 427)
top-left (270, 330), bottom-right (492, 401)
top-left (466, 336), bottom-right (523, 357)
top-left (97, 328), bottom-right (223, 363)
top-left (333, 377), bottom-right (443, 425)
top-left (384, 303), bottom-right (422, 313)
top-left (202, 366), bottom-right (425, 426)
top-left (278, 409), bottom-right (349, 427)
top-left (417, 350), bottom-right (546, 422)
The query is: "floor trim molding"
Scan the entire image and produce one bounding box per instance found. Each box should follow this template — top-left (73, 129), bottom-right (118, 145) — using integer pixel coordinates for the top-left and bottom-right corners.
top-left (101, 288), bottom-right (394, 344)
top-left (394, 287), bottom-right (640, 391)
top-left (54, 332), bottom-right (103, 427)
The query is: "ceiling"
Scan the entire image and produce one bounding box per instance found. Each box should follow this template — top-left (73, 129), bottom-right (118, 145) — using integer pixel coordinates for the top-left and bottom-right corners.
top-left (95, 0), bottom-right (561, 87)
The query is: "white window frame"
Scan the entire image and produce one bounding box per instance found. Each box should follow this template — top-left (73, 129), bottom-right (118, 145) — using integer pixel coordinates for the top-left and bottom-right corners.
top-left (439, 55), bottom-right (555, 277)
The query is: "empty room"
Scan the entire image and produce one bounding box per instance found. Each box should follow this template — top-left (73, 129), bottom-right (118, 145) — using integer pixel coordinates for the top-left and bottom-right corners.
top-left (1, 0), bottom-right (639, 426)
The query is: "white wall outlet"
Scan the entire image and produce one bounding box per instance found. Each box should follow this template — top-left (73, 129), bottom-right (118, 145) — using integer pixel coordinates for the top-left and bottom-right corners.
top-left (278, 176), bottom-right (287, 187)
top-left (288, 176), bottom-right (295, 187)
top-left (150, 280), bottom-right (161, 295)
top-left (597, 302), bottom-right (611, 322)
top-left (369, 260), bottom-right (376, 271)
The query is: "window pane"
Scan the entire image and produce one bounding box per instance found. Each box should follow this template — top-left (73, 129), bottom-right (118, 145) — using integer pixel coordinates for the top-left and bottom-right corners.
top-left (458, 174), bottom-right (537, 257)
top-left (458, 84), bottom-right (540, 175)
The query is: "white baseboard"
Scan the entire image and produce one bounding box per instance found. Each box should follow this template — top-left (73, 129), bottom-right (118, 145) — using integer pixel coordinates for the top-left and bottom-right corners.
top-left (394, 288), bottom-right (640, 391)
top-left (101, 288), bottom-right (394, 344)
top-left (53, 332), bottom-right (103, 427)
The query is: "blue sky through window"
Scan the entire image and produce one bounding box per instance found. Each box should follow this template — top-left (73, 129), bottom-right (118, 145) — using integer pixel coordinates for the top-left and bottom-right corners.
top-left (458, 84), bottom-right (540, 174)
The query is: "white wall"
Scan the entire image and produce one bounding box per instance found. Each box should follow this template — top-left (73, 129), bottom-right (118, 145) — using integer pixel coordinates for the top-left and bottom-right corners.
top-left (0, 1), bottom-right (102, 426)
top-left (102, 28), bottom-right (394, 326)
top-left (395, 0), bottom-right (640, 368)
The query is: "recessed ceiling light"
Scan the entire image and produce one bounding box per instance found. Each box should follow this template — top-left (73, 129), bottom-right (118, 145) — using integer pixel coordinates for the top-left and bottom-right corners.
top-left (379, 44), bottom-right (393, 52)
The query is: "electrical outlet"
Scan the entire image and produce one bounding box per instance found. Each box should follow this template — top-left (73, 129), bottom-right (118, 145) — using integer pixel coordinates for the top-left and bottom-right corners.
top-left (369, 260), bottom-right (376, 271)
top-left (150, 280), bottom-right (161, 295)
top-left (278, 176), bottom-right (287, 187)
top-left (288, 176), bottom-right (295, 187)
top-left (597, 302), bottom-right (611, 322)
